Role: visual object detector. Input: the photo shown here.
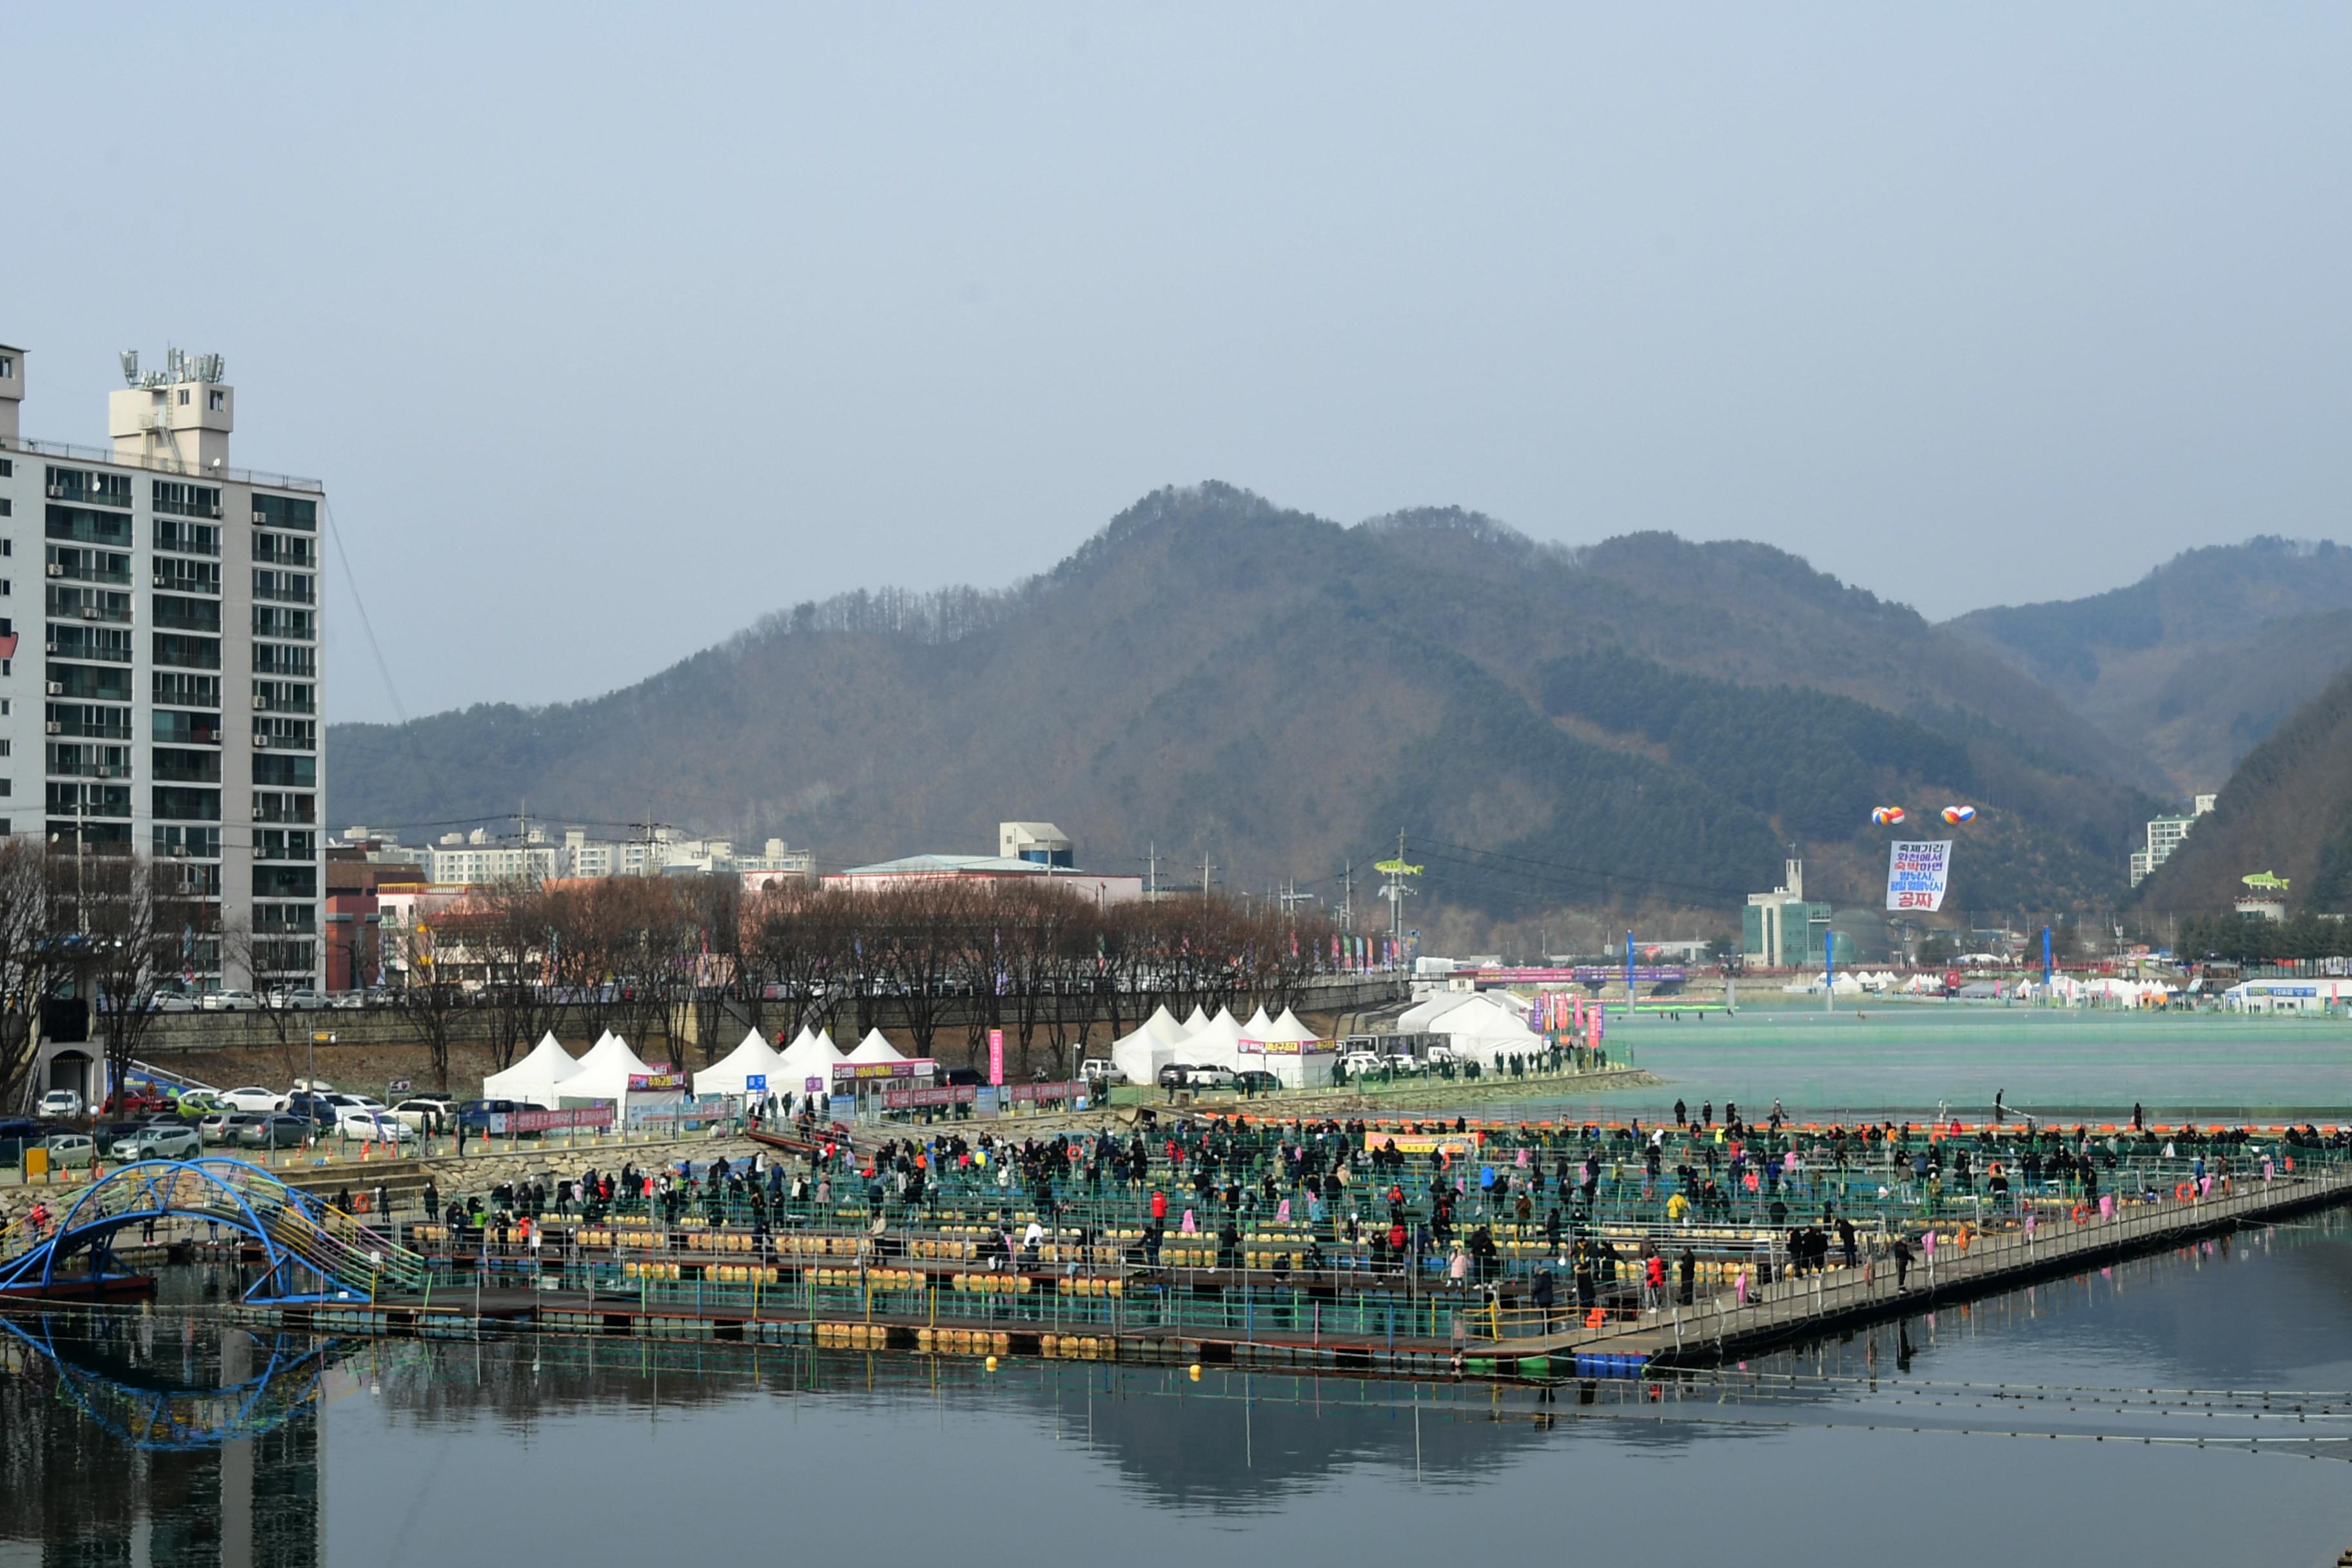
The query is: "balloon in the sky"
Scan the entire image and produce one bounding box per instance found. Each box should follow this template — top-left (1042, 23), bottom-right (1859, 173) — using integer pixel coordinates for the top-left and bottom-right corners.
top-left (1941, 805), bottom-right (1977, 825)
top-left (1871, 806), bottom-right (1906, 826)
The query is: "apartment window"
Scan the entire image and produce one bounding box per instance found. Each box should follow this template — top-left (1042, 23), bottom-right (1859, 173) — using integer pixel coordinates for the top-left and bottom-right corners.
top-left (208, 389), bottom-right (225, 411)
top-left (153, 824), bottom-right (222, 859)
top-left (152, 785), bottom-right (222, 822)
top-left (152, 632), bottom-right (222, 671)
top-left (154, 672), bottom-right (220, 708)
top-left (177, 388), bottom-right (190, 406)
top-left (0, 355), bottom-right (13, 379)
top-left (0, 500), bottom-right (11, 517)
top-left (251, 495), bottom-right (317, 531)
top-left (152, 482), bottom-right (223, 520)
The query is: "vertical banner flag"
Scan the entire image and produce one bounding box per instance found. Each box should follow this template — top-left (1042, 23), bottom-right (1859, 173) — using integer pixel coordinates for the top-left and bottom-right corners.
top-left (1886, 840), bottom-right (1954, 912)
top-left (988, 1028), bottom-right (1004, 1088)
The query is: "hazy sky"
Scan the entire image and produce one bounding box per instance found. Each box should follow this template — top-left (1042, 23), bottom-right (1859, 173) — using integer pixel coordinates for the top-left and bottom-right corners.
top-left (8, 5), bottom-right (2347, 723)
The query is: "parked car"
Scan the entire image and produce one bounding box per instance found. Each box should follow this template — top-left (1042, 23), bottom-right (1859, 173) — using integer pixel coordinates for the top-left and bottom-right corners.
top-left (38, 1090), bottom-right (83, 1119)
top-left (1338, 1051), bottom-right (1384, 1074)
top-left (389, 1099), bottom-right (449, 1134)
top-left (112, 1123), bottom-right (202, 1160)
top-left (265, 987), bottom-right (329, 1010)
top-left (200, 1112), bottom-right (257, 1145)
top-left (217, 1087), bottom-right (289, 1113)
top-left (94, 1121), bottom-right (146, 1148)
top-left (328, 990), bottom-right (368, 1010)
top-left (455, 1098), bottom-right (541, 1134)
top-left (336, 1106), bottom-right (417, 1142)
top-left (237, 1115), bottom-right (313, 1150)
top-left (201, 990), bottom-right (259, 1012)
top-left (1233, 1069), bottom-right (1281, 1095)
top-left (172, 1092), bottom-right (222, 1120)
top-left (148, 993), bottom-right (199, 1014)
top-left (43, 1133), bottom-right (97, 1169)
top-left (1156, 1063), bottom-right (1199, 1089)
top-left (282, 1093), bottom-right (341, 1128)
top-left (1079, 1057), bottom-right (1117, 1083)
top-left (101, 1089), bottom-right (174, 1117)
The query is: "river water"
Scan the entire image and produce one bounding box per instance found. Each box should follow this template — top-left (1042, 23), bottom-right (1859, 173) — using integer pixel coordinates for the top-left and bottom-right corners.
top-left (1505, 1003), bottom-right (2352, 1122)
top-left (5, 1208), bottom-right (2349, 1567)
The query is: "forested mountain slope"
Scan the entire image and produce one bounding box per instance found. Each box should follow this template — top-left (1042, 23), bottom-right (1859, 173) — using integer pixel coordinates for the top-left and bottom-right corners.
top-left (1946, 539), bottom-right (2352, 796)
top-left (333, 485), bottom-right (2152, 919)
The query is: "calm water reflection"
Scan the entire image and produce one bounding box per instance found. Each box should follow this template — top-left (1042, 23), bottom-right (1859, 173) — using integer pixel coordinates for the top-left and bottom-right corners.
top-left (4, 1214), bottom-right (2349, 1567)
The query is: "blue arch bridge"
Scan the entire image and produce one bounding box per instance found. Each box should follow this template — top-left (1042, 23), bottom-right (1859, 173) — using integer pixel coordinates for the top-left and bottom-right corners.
top-left (0, 1157), bottom-right (429, 1304)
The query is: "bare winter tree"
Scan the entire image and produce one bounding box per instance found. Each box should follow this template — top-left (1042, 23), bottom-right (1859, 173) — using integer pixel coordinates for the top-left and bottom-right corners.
top-left (0, 845), bottom-right (68, 1113)
top-left (69, 853), bottom-right (181, 1110)
top-left (461, 879), bottom-right (570, 1073)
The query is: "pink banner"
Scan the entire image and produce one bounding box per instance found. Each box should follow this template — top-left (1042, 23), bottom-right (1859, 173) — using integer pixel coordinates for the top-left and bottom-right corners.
top-left (988, 1028), bottom-right (1004, 1087)
top-left (509, 1106), bottom-right (615, 1133)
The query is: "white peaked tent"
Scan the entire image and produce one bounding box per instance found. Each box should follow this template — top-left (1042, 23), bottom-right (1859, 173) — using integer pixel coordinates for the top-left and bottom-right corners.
top-left (1179, 1006), bottom-right (1212, 1036)
top-left (556, 1032), bottom-right (663, 1103)
top-left (1255, 1006), bottom-right (1329, 1086)
top-left (845, 1030), bottom-right (908, 1064)
top-left (695, 1028), bottom-right (785, 1098)
top-left (1181, 1009), bottom-right (1248, 1071)
top-left (482, 1032), bottom-right (578, 1106)
top-left (1110, 1006), bottom-right (1186, 1086)
top-left (774, 1029), bottom-right (847, 1100)
top-left (1264, 1008), bottom-right (1320, 1043)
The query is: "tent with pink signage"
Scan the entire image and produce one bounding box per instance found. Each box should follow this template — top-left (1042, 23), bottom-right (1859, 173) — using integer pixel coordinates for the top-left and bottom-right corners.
top-left (555, 1032), bottom-right (685, 1119)
top-left (1249, 1006), bottom-right (1333, 1088)
top-left (774, 1028), bottom-right (847, 1106)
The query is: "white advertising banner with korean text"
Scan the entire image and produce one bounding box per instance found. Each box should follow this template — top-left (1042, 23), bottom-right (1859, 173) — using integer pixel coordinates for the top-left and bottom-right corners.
top-left (1886, 840), bottom-right (1953, 912)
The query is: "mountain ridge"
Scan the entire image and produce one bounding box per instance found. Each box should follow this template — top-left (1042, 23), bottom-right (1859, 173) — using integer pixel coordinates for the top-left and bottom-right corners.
top-left (331, 483), bottom-right (2155, 926)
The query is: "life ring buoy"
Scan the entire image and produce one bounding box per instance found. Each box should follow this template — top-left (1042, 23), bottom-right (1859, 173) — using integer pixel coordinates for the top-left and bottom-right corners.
top-left (2070, 1204), bottom-right (2085, 1224)
top-left (2175, 1182), bottom-right (2193, 1202)
top-left (353, 1193), bottom-right (371, 1213)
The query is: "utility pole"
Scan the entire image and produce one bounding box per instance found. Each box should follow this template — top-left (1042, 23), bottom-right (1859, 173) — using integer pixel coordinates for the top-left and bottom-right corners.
top-left (1338, 859), bottom-right (1354, 932)
top-left (1199, 854), bottom-right (1214, 906)
top-left (1141, 842), bottom-right (1160, 898)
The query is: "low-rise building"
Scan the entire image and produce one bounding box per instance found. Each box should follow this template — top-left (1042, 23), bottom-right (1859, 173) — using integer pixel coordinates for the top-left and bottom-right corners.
top-left (1741, 858), bottom-right (1832, 969)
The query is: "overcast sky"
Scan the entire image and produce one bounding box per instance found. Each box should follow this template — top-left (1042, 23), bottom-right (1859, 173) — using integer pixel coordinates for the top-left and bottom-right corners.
top-left (8, 5), bottom-right (2347, 723)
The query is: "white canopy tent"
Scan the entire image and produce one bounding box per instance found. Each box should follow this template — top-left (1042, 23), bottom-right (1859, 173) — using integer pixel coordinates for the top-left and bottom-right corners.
top-left (482, 1032), bottom-right (579, 1106)
top-left (1110, 1006), bottom-right (1186, 1086)
top-left (1397, 991), bottom-right (1479, 1034)
top-left (1426, 994), bottom-right (1546, 1066)
top-left (556, 1032), bottom-right (667, 1104)
top-left (1251, 1006), bottom-right (1331, 1087)
top-left (1178, 1009), bottom-right (1248, 1072)
top-left (845, 1030), bottom-right (908, 1064)
top-left (694, 1028), bottom-right (785, 1098)
top-left (774, 1029), bottom-right (847, 1104)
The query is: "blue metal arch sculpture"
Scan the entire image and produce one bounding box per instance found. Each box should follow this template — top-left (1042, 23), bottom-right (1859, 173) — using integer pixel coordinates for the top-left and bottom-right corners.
top-left (0, 1157), bottom-right (426, 1302)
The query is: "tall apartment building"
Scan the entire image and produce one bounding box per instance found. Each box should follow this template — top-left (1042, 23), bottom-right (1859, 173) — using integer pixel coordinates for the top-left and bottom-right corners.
top-left (0, 342), bottom-right (324, 990)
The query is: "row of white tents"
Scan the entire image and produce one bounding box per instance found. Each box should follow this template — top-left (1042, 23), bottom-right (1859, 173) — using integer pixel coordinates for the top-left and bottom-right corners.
top-left (694, 1026), bottom-right (913, 1101)
top-left (1107, 991), bottom-right (1552, 1086)
top-left (481, 1025), bottom-right (916, 1109)
top-left (1106, 1004), bottom-right (1323, 1086)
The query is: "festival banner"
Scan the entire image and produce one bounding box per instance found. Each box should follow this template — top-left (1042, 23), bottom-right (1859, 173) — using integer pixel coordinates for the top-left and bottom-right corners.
top-left (510, 1105), bottom-right (615, 1133)
top-left (1361, 1130), bottom-right (1480, 1159)
top-left (1886, 840), bottom-right (1954, 912)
